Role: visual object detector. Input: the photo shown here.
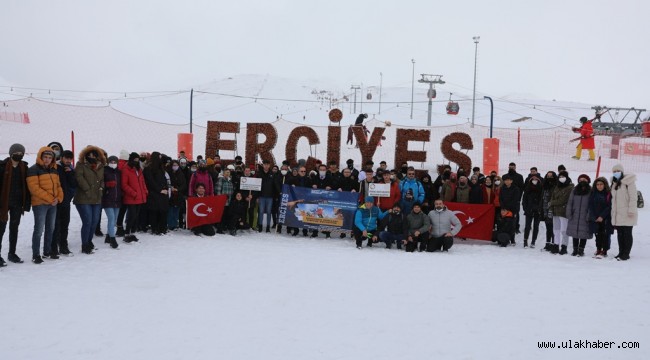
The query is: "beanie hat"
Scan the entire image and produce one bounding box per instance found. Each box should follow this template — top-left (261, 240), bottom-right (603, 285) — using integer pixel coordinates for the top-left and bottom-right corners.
top-left (9, 143), bottom-right (25, 155)
top-left (578, 174), bottom-right (591, 183)
top-left (206, 158), bottom-right (215, 166)
top-left (364, 196), bottom-right (374, 203)
top-left (559, 170), bottom-right (569, 178)
top-left (612, 163), bottom-right (624, 173)
top-left (119, 150), bottom-right (130, 160)
top-left (502, 174), bottom-right (511, 181)
top-left (128, 152), bottom-right (140, 162)
top-left (107, 156), bottom-right (119, 163)
top-left (558, 164), bottom-right (566, 172)
top-left (347, 159), bottom-right (354, 165)
top-left (580, 116), bottom-right (588, 123)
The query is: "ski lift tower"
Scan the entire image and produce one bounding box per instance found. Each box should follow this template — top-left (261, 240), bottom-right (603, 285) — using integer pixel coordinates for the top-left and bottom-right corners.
top-left (591, 106), bottom-right (646, 136)
top-left (418, 74), bottom-right (445, 126)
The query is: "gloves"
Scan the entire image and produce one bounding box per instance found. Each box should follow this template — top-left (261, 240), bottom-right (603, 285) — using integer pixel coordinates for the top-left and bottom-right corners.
top-left (105, 180), bottom-right (117, 188)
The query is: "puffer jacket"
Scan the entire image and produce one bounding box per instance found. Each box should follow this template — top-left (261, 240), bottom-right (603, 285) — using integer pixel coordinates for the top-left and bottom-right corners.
top-left (428, 206), bottom-right (462, 238)
top-left (26, 146), bottom-right (64, 206)
top-left (566, 183), bottom-right (593, 239)
top-left (549, 180), bottom-right (573, 217)
top-left (354, 204), bottom-right (386, 232)
top-left (406, 210), bottom-right (430, 235)
top-left (611, 173), bottom-right (638, 226)
top-left (121, 164), bottom-right (148, 205)
top-left (102, 166), bottom-right (122, 208)
top-left (73, 145), bottom-right (105, 205)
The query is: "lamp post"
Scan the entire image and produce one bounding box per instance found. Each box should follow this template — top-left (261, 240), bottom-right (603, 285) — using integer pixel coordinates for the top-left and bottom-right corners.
top-left (484, 96), bottom-right (494, 138)
top-left (471, 36), bottom-right (480, 128)
top-left (350, 85), bottom-right (360, 113)
top-left (379, 72), bottom-right (383, 114)
top-left (410, 58), bottom-right (415, 119)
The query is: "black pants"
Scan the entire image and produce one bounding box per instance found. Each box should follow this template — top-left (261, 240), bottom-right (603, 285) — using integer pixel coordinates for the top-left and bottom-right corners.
top-left (544, 218), bottom-right (554, 243)
top-left (117, 205), bottom-right (127, 229)
top-left (192, 224), bottom-right (216, 236)
top-left (52, 202), bottom-right (72, 253)
top-left (524, 212), bottom-right (541, 242)
top-left (247, 203), bottom-right (256, 227)
top-left (0, 206), bottom-right (23, 255)
top-left (271, 197), bottom-right (279, 226)
top-left (594, 223), bottom-right (611, 251)
top-left (405, 231), bottom-right (429, 252)
top-left (616, 226), bottom-right (633, 260)
top-left (125, 204), bottom-right (142, 235)
top-left (427, 235), bottom-right (453, 252)
top-left (353, 227), bottom-right (378, 247)
top-left (150, 209), bottom-right (167, 234)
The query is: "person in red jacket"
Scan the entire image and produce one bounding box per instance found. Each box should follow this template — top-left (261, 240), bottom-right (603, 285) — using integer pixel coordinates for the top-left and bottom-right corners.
top-left (375, 171), bottom-right (401, 212)
top-left (572, 116), bottom-right (596, 161)
top-left (121, 152), bottom-right (148, 243)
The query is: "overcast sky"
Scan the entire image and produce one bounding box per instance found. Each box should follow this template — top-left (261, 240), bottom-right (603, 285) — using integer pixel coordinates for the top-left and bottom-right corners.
top-left (2, 0), bottom-right (648, 111)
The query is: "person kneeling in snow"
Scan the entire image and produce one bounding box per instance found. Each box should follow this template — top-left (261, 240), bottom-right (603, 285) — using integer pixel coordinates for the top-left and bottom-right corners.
top-left (495, 208), bottom-right (516, 247)
top-left (377, 203), bottom-right (407, 249)
top-left (427, 200), bottom-right (462, 252)
top-left (190, 183), bottom-right (216, 237)
top-left (404, 203), bottom-right (430, 252)
top-left (353, 196), bottom-right (387, 249)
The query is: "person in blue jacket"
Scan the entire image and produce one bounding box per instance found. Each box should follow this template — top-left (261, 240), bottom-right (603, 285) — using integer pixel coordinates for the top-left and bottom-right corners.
top-left (399, 167), bottom-right (425, 215)
top-left (353, 196), bottom-right (387, 249)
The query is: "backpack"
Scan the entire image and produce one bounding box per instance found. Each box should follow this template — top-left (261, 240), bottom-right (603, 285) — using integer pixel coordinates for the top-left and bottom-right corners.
top-left (638, 191), bottom-right (644, 209)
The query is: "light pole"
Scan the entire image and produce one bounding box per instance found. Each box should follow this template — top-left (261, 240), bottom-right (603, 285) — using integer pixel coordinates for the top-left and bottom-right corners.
top-left (418, 74), bottom-right (446, 126)
top-left (484, 96), bottom-right (494, 138)
top-left (471, 36), bottom-right (480, 128)
top-left (410, 58), bottom-right (415, 119)
top-left (379, 72), bottom-right (383, 114)
top-left (350, 85), bottom-right (360, 113)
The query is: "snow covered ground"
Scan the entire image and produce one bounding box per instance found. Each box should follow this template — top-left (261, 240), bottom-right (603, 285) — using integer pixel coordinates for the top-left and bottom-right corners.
top-left (1, 176), bottom-right (648, 360)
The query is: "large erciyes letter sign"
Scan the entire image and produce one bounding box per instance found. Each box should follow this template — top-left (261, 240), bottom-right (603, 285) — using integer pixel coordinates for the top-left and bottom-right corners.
top-left (205, 121), bottom-right (474, 171)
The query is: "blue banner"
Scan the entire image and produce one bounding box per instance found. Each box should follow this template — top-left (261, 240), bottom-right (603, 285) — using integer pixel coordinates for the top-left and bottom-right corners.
top-left (278, 184), bottom-right (359, 231)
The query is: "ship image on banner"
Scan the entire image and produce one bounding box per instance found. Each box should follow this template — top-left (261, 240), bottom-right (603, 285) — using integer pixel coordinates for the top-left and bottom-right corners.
top-left (278, 184), bottom-right (359, 232)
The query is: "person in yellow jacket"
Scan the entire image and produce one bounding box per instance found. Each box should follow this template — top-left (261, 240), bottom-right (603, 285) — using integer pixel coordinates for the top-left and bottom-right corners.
top-left (26, 146), bottom-right (64, 264)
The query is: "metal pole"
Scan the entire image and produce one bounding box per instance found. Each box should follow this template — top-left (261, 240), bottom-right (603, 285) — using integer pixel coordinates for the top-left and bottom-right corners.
top-left (379, 72), bottom-right (383, 114)
top-left (471, 36), bottom-right (480, 129)
top-left (190, 88), bottom-right (194, 134)
top-left (410, 59), bottom-right (415, 119)
top-left (360, 83), bottom-right (363, 113)
top-left (484, 96), bottom-right (494, 138)
top-left (427, 83), bottom-right (433, 126)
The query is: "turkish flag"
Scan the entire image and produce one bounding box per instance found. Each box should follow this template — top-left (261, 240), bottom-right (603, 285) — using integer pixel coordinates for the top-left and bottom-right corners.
top-left (444, 202), bottom-right (495, 241)
top-left (186, 195), bottom-right (227, 229)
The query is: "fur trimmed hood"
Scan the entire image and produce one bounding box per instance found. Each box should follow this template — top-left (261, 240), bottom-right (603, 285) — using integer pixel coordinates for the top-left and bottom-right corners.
top-left (78, 145), bottom-right (107, 165)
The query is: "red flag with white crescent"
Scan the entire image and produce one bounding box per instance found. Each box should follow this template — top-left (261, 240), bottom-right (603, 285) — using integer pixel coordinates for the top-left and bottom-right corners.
top-left (186, 195), bottom-right (227, 229)
top-left (444, 202), bottom-right (495, 241)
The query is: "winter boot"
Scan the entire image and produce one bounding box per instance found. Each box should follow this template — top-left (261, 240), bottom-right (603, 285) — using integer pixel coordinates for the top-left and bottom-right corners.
top-left (257, 224), bottom-right (263, 232)
top-left (109, 237), bottom-right (119, 249)
top-left (8, 253), bottom-right (23, 263)
top-left (115, 226), bottom-right (125, 237)
top-left (277, 224), bottom-right (283, 234)
top-left (530, 239), bottom-right (536, 248)
top-left (105, 234), bottom-right (111, 244)
top-left (571, 238), bottom-right (579, 256)
top-left (32, 255), bottom-right (44, 264)
top-left (340, 233), bottom-right (346, 239)
top-left (559, 245), bottom-right (568, 255)
top-left (0, 256), bottom-right (7, 267)
top-left (524, 239), bottom-right (528, 248)
top-left (90, 240), bottom-right (97, 250)
top-left (577, 247), bottom-right (585, 257)
top-left (601, 250), bottom-right (608, 258)
top-left (123, 235), bottom-right (134, 243)
top-left (311, 230), bottom-right (318, 238)
top-left (230, 229), bottom-right (237, 236)
top-left (292, 228), bottom-right (299, 237)
top-left (94, 228), bottom-right (104, 237)
top-left (577, 239), bottom-right (586, 257)
top-left (551, 244), bottom-right (559, 254)
top-left (266, 225), bottom-right (270, 233)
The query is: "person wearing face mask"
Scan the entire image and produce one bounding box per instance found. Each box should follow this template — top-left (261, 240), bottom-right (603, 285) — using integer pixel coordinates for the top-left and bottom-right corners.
top-left (377, 203), bottom-right (407, 249)
top-left (499, 175), bottom-right (521, 245)
top-left (121, 153), bottom-right (148, 243)
top-left (375, 171), bottom-right (401, 213)
top-left (143, 152), bottom-right (171, 235)
top-left (610, 164), bottom-right (637, 261)
top-left (588, 177), bottom-right (613, 258)
top-left (52, 150), bottom-right (77, 256)
top-left (167, 160), bottom-right (187, 231)
top-left (434, 165), bottom-right (451, 199)
top-left (101, 156), bottom-right (121, 249)
top-left (216, 169), bottom-right (235, 234)
top-left (566, 174), bottom-right (593, 256)
top-left (468, 175), bottom-right (484, 204)
top-left (440, 172), bottom-right (457, 203)
top-left (46, 141), bottom-right (64, 162)
top-left (74, 146), bottom-right (106, 254)
top-left (189, 159), bottom-right (213, 197)
top-left (522, 175), bottom-right (544, 248)
top-left (548, 170), bottom-right (574, 254)
top-left (427, 199), bottom-right (462, 252)
top-left (0, 143), bottom-right (32, 265)
top-left (420, 174), bottom-right (436, 213)
top-left (114, 150), bottom-right (131, 237)
top-left (256, 160), bottom-right (276, 233)
top-left (454, 176), bottom-right (471, 203)
top-left (274, 164), bottom-right (293, 234)
top-left (503, 162), bottom-right (525, 233)
top-left (541, 171), bottom-right (558, 251)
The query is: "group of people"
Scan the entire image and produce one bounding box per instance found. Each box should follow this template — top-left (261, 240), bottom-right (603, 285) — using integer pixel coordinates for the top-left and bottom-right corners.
top-left (0, 140), bottom-right (639, 266)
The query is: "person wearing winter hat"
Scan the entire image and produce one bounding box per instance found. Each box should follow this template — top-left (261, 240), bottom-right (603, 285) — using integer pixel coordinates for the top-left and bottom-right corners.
top-left (353, 196), bottom-right (387, 249)
top-left (572, 116), bottom-right (596, 161)
top-left (548, 170), bottom-right (574, 255)
top-left (121, 152), bottom-right (148, 243)
top-left (47, 142), bottom-right (64, 161)
top-left (522, 174), bottom-right (544, 248)
top-left (74, 146), bottom-right (106, 254)
top-left (0, 144), bottom-right (31, 266)
top-left (610, 164), bottom-right (637, 261)
top-left (52, 149), bottom-right (76, 256)
top-left (101, 156), bottom-right (121, 249)
top-left (566, 174), bottom-right (593, 256)
top-left (588, 177), bottom-right (613, 258)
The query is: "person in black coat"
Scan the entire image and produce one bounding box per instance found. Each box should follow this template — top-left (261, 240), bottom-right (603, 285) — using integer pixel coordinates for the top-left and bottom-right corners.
top-left (167, 160), bottom-right (187, 231)
top-left (52, 150), bottom-right (76, 256)
top-left (468, 175), bottom-right (484, 204)
top-left (377, 203), bottom-right (406, 249)
top-left (229, 192), bottom-right (250, 234)
top-left (143, 152), bottom-right (170, 235)
top-left (503, 162), bottom-right (525, 232)
top-left (522, 174), bottom-right (543, 248)
top-left (256, 160), bottom-right (276, 232)
top-left (499, 174), bottom-right (521, 243)
top-left (274, 164), bottom-right (293, 234)
top-left (588, 177), bottom-right (614, 257)
top-left (0, 143), bottom-right (31, 265)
